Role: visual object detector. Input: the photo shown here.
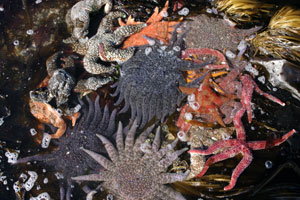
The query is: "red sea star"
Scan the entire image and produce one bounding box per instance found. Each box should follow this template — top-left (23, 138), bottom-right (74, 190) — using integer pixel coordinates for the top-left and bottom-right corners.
top-left (189, 129), bottom-right (295, 191)
top-left (234, 74), bottom-right (285, 140)
top-left (187, 74), bottom-right (293, 191)
top-left (179, 73), bottom-right (237, 127)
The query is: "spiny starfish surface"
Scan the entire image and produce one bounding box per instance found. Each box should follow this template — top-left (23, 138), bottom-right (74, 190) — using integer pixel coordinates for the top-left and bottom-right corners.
top-left (72, 120), bottom-right (189, 200)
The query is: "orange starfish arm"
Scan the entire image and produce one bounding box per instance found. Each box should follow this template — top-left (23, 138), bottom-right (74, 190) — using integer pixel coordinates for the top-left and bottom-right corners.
top-left (121, 1), bottom-right (182, 49)
top-left (178, 86), bottom-right (197, 95)
top-left (147, 1), bottom-right (169, 23)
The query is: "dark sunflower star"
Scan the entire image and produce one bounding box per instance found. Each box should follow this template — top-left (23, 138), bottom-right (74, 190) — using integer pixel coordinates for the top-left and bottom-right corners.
top-left (112, 28), bottom-right (211, 127)
top-left (16, 96), bottom-right (117, 200)
top-left (72, 119), bottom-right (189, 200)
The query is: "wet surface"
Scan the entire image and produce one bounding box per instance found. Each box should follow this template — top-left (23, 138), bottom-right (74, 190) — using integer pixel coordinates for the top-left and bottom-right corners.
top-left (0, 0), bottom-right (300, 200)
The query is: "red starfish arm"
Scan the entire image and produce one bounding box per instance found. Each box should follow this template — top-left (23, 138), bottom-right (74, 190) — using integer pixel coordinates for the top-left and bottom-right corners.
top-left (194, 145), bottom-right (245, 178)
top-left (233, 106), bottom-right (246, 140)
top-left (224, 145), bottom-right (253, 191)
top-left (253, 84), bottom-right (286, 106)
top-left (247, 129), bottom-right (296, 150)
top-left (188, 139), bottom-right (241, 155)
top-left (240, 75), bottom-right (254, 123)
top-left (210, 106), bottom-right (226, 127)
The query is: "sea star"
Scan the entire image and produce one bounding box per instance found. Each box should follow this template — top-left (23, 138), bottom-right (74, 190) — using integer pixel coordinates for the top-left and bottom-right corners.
top-left (17, 96), bottom-right (117, 200)
top-left (189, 129), bottom-right (296, 191)
top-left (234, 74), bottom-right (286, 140)
top-left (72, 119), bottom-right (189, 200)
top-left (65, 10), bottom-right (146, 75)
top-left (112, 28), bottom-right (211, 127)
top-left (119, 1), bottom-right (182, 49)
top-left (186, 73), bottom-right (293, 191)
top-left (65, 0), bottom-right (113, 41)
top-left (178, 72), bottom-right (237, 128)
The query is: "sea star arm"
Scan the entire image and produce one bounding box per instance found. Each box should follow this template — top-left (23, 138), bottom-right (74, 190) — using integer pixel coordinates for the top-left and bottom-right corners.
top-left (233, 106), bottom-right (247, 140)
top-left (125, 119), bottom-right (138, 150)
top-left (247, 129), bottom-right (296, 150)
top-left (81, 147), bottom-right (114, 170)
top-left (188, 139), bottom-right (241, 156)
top-left (72, 173), bottom-right (109, 182)
top-left (96, 134), bottom-right (119, 162)
top-left (116, 121), bottom-right (124, 151)
top-left (158, 170), bottom-right (189, 184)
top-left (252, 77), bottom-right (285, 107)
top-left (224, 144), bottom-right (253, 191)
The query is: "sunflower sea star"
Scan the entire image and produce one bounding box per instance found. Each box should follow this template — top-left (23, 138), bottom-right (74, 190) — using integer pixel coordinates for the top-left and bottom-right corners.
top-left (112, 28), bottom-right (211, 127)
top-left (16, 96), bottom-right (117, 200)
top-left (72, 119), bottom-right (189, 200)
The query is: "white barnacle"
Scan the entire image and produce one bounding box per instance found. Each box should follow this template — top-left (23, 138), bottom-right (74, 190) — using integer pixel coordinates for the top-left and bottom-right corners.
top-left (160, 45), bottom-right (167, 51)
top-left (5, 149), bottom-right (19, 164)
top-left (24, 171), bottom-right (38, 191)
top-left (29, 192), bottom-right (51, 200)
top-left (35, 0), bottom-right (42, 4)
top-left (56, 108), bottom-right (63, 117)
top-left (206, 8), bottom-right (212, 14)
top-left (30, 128), bottom-right (37, 136)
top-left (13, 40), bottom-right (19, 46)
top-left (245, 63), bottom-right (259, 76)
top-left (144, 47), bottom-right (152, 56)
top-left (225, 50), bottom-right (236, 59)
top-left (173, 46), bottom-right (181, 52)
top-left (187, 93), bottom-right (195, 103)
top-left (26, 29), bottom-right (34, 35)
top-left (177, 131), bottom-right (187, 142)
top-left (178, 7), bottom-right (189, 16)
top-left (184, 112), bottom-right (193, 121)
top-left (13, 180), bottom-right (22, 193)
top-left (41, 133), bottom-right (51, 148)
top-left (43, 178), bottom-right (48, 184)
top-left (167, 50), bottom-right (174, 56)
top-left (140, 142), bottom-right (152, 154)
top-left (189, 101), bottom-right (200, 111)
top-left (160, 10), bottom-right (168, 17)
top-left (54, 172), bottom-right (64, 180)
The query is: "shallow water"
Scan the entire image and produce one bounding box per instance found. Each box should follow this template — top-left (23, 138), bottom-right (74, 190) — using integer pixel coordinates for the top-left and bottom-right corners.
top-left (0, 0), bottom-right (300, 199)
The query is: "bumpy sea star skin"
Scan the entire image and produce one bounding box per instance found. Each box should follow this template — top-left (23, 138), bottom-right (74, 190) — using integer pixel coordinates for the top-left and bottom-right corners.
top-left (30, 52), bottom-right (76, 109)
top-left (72, 119), bottom-right (189, 200)
top-left (65, 0), bottom-right (113, 41)
top-left (112, 30), bottom-right (211, 127)
top-left (66, 10), bottom-right (146, 76)
top-left (16, 96), bottom-right (117, 200)
top-left (189, 129), bottom-right (296, 191)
